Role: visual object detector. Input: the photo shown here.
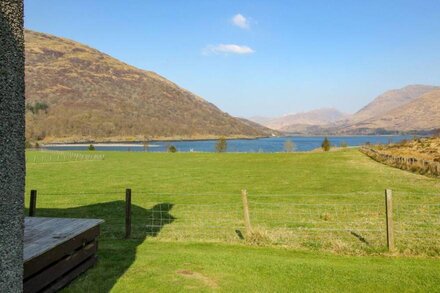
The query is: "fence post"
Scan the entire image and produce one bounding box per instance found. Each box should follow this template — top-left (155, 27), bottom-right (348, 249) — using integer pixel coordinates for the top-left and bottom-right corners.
top-left (125, 188), bottom-right (132, 239)
top-left (241, 189), bottom-right (252, 236)
top-left (29, 190), bottom-right (37, 217)
top-left (385, 189), bottom-right (394, 251)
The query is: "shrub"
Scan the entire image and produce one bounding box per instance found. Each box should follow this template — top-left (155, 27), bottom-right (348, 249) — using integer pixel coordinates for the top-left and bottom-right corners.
top-left (283, 139), bottom-right (295, 152)
top-left (88, 144), bottom-right (95, 151)
top-left (321, 137), bottom-right (331, 152)
top-left (167, 145), bottom-right (177, 153)
top-left (340, 141), bottom-right (348, 148)
top-left (215, 137), bottom-right (227, 153)
top-left (26, 101), bottom-right (49, 114)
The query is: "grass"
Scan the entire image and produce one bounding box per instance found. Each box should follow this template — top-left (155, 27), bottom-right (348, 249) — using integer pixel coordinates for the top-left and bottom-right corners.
top-left (64, 241), bottom-right (440, 292)
top-left (25, 149), bottom-right (440, 291)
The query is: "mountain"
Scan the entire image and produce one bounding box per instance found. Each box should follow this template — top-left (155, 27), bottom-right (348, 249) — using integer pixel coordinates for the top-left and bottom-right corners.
top-left (250, 108), bottom-right (349, 132)
top-left (349, 85), bottom-right (440, 123)
top-left (24, 30), bottom-right (275, 142)
top-left (346, 89), bottom-right (440, 132)
top-left (250, 85), bottom-right (440, 135)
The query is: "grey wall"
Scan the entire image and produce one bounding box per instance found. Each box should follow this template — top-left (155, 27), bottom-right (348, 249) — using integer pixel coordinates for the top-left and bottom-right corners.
top-left (0, 0), bottom-right (25, 292)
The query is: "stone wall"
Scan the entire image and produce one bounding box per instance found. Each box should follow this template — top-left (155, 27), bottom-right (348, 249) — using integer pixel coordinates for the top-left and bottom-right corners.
top-left (0, 0), bottom-right (25, 292)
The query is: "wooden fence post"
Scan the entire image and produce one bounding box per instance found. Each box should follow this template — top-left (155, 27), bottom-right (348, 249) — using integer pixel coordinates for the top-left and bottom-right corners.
top-left (385, 189), bottom-right (394, 251)
top-left (125, 188), bottom-right (132, 239)
top-left (241, 189), bottom-right (252, 236)
top-left (29, 190), bottom-right (37, 217)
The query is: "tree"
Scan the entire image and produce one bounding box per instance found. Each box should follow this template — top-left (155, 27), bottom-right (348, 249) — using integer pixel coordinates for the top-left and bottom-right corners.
top-left (215, 137), bottom-right (227, 153)
top-left (283, 139), bottom-right (295, 152)
top-left (321, 137), bottom-right (331, 152)
top-left (143, 140), bottom-right (150, 152)
top-left (88, 144), bottom-right (95, 151)
top-left (167, 145), bottom-right (177, 153)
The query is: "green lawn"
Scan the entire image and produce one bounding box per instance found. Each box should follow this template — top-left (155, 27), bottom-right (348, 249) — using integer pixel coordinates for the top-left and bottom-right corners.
top-left (25, 149), bottom-right (440, 291)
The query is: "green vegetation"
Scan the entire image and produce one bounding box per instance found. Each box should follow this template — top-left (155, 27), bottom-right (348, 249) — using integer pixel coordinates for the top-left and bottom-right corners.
top-left (63, 241), bottom-right (440, 292)
top-left (25, 101), bottom-right (49, 114)
top-left (321, 137), bottom-right (331, 151)
top-left (167, 145), bottom-right (177, 153)
top-left (215, 137), bottom-right (227, 153)
top-left (25, 149), bottom-right (440, 291)
top-left (88, 144), bottom-right (95, 151)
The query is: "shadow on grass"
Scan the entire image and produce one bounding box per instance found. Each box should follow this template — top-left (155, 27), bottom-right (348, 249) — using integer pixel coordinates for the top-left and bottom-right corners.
top-left (28, 201), bottom-right (175, 292)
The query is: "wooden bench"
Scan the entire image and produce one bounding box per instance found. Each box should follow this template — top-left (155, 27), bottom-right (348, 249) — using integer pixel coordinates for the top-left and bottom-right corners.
top-left (23, 217), bottom-right (104, 293)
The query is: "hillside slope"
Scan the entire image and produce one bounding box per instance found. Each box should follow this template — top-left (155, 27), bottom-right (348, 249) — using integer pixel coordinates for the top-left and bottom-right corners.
top-left (350, 90), bottom-right (440, 132)
top-left (349, 85), bottom-right (439, 122)
top-left (24, 30), bottom-right (275, 142)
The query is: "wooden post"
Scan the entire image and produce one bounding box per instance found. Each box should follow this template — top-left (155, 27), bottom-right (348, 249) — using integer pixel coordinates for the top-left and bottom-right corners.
top-left (385, 189), bottom-right (394, 251)
top-left (125, 188), bottom-right (132, 239)
top-left (241, 189), bottom-right (252, 235)
top-left (29, 190), bottom-right (37, 217)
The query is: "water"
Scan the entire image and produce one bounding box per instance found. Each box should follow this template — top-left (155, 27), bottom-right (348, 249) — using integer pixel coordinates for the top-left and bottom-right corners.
top-left (42, 135), bottom-right (415, 153)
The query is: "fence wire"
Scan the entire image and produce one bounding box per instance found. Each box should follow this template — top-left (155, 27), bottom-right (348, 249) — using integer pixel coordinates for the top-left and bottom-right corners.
top-left (25, 190), bottom-right (439, 255)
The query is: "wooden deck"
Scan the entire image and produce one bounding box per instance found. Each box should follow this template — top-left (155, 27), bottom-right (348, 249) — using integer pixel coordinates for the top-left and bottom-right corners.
top-left (24, 217), bottom-right (104, 293)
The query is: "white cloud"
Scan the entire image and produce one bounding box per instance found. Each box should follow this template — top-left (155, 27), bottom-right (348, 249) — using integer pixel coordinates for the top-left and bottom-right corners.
top-left (203, 44), bottom-right (255, 55)
top-left (231, 13), bottom-right (250, 29)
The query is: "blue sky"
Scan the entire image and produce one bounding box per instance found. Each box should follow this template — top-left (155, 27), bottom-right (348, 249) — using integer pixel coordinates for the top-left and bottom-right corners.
top-left (25, 0), bottom-right (440, 117)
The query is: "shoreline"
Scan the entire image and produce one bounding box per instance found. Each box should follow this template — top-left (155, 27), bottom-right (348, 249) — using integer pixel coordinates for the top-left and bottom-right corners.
top-left (40, 134), bottom-right (419, 145)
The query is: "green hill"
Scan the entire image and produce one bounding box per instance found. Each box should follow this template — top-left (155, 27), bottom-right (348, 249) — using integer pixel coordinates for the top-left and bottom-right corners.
top-left (24, 30), bottom-right (275, 142)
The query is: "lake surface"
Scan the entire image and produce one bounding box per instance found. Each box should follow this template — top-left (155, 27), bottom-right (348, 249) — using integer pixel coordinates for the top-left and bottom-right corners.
top-left (43, 135), bottom-right (415, 153)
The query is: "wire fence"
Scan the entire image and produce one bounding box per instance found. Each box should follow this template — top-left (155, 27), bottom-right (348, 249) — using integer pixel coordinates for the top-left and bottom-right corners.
top-left (25, 189), bottom-right (439, 255)
top-left (26, 150), bottom-right (105, 163)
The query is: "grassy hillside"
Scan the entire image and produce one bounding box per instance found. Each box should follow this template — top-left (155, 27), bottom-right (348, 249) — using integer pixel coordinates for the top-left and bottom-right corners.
top-left (25, 149), bottom-right (440, 291)
top-left (374, 137), bottom-right (440, 161)
top-left (361, 137), bottom-right (440, 177)
top-left (24, 30), bottom-right (275, 143)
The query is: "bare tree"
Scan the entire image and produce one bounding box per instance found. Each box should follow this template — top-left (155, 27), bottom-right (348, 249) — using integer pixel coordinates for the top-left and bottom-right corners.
top-left (283, 139), bottom-right (295, 152)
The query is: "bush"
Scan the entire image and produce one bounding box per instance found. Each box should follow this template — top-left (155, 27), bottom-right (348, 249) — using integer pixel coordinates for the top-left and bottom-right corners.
top-left (321, 137), bottom-right (331, 152)
top-left (26, 101), bottom-right (49, 114)
top-left (215, 137), bottom-right (227, 153)
top-left (340, 141), bottom-right (348, 148)
top-left (88, 144), bottom-right (95, 151)
top-left (167, 145), bottom-right (177, 153)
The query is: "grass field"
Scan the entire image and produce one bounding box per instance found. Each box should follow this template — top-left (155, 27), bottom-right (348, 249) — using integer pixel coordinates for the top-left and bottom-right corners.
top-left (25, 149), bottom-right (440, 292)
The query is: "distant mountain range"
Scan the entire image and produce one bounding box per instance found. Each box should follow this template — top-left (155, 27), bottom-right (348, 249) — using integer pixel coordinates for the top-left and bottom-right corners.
top-left (251, 108), bottom-right (349, 132)
top-left (251, 85), bottom-right (440, 135)
top-left (25, 30), bottom-right (276, 142)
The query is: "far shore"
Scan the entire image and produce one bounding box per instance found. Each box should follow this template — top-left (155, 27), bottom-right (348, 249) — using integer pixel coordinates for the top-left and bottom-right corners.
top-left (38, 133), bottom-right (424, 145)
top-left (42, 143), bottom-right (161, 147)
